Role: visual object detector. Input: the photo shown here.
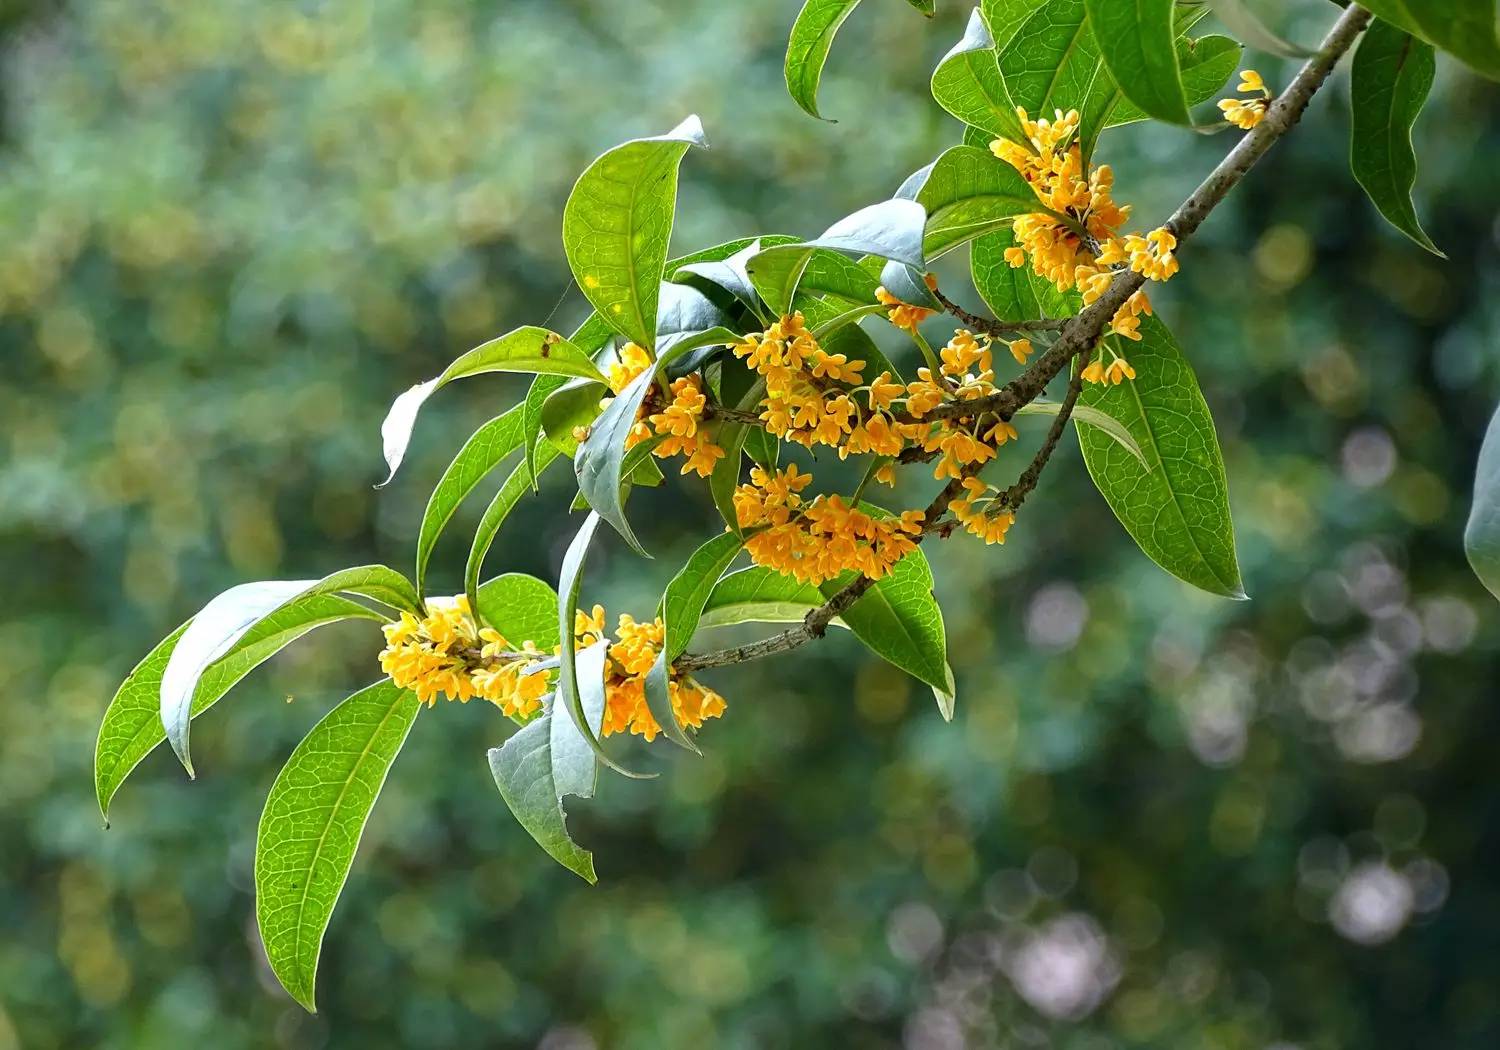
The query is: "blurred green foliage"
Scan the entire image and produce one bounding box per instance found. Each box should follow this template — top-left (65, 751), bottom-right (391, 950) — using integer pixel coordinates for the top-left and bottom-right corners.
top-left (2, 0), bottom-right (1499, 1047)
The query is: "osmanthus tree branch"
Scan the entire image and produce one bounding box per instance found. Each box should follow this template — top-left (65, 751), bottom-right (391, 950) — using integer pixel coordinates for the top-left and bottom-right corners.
top-left (675, 2), bottom-right (1373, 677)
top-left (930, 286), bottom-right (1068, 336)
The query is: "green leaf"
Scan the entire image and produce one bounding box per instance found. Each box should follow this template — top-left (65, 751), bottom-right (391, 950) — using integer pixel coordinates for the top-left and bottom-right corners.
top-left (676, 239), bottom-right (773, 316)
top-left (562, 116), bottom-right (707, 350)
top-left (1465, 398), bottom-right (1500, 601)
top-left (377, 327), bottom-right (604, 485)
top-left (488, 641), bottom-right (609, 882)
top-left (466, 443), bottom-right (564, 618)
top-left (416, 408), bottom-right (525, 596)
top-left (1350, 19), bottom-right (1444, 257)
top-left (980, 0), bottom-right (1049, 50)
top-left (1356, 0), bottom-right (1500, 81)
top-left (972, 226), bottom-right (1076, 322)
top-left (1105, 33), bottom-right (1242, 126)
top-left (1078, 316), bottom-right (1245, 598)
top-left (1205, 0), bottom-right (1314, 58)
top-left (654, 282), bottom-right (735, 357)
top-left (255, 680), bottom-right (420, 1012)
top-left (907, 0), bottom-right (936, 14)
top-left (540, 378), bottom-right (608, 457)
top-left (1085, 0), bottom-right (1190, 125)
top-left (916, 144), bottom-right (1044, 258)
top-left (785, 0), bottom-right (867, 119)
top-left (700, 566), bottom-right (843, 629)
top-left (998, 0), bottom-right (1119, 160)
top-left (823, 542), bottom-right (955, 717)
top-left (642, 531), bottom-right (745, 751)
top-left (474, 573), bottom-right (561, 650)
top-left (748, 200), bottom-right (927, 315)
top-left (159, 566), bottom-right (417, 776)
top-left (523, 373), bottom-right (569, 493)
top-left (93, 593), bottom-right (381, 822)
top-left (556, 513), bottom-right (651, 779)
top-left (932, 9), bottom-right (1026, 143)
top-left (575, 335), bottom-right (726, 556)
top-left (1015, 400), bottom-right (1150, 470)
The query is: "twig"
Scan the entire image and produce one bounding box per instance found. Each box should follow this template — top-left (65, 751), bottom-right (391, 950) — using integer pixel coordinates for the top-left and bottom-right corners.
top-left (932, 286), bottom-right (1067, 336)
top-left (996, 366), bottom-right (1084, 514)
top-left (674, 3), bottom-right (1371, 676)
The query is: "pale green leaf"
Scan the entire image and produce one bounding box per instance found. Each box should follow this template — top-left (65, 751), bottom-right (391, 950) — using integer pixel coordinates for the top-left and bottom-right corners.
top-left (474, 573), bottom-right (561, 650)
top-left (1078, 316), bottom-right (1245, 598)
top-left (748, 200), bottom-right (927, 315)
top-left (1204, 0), bottom-right (1313, 58)
top-left (255, 680), bottom-right (420, 1012)
top-left (377, 327), bottom-right (604, 485)
top-left (93, 593), bottom-right (380, 822)
top-left (1106, 35), bottom-right (1242, 127)
top-left (158, 567), bottom-right (417, 775)
top-left (1015, 400), bottom-right (1150, 470)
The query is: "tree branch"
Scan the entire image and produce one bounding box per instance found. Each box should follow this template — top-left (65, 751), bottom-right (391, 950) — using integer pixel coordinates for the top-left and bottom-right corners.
top-left (931, 286), bottom-right (1068, 336)
top-left (674, 2), bottom-right (1371, 677)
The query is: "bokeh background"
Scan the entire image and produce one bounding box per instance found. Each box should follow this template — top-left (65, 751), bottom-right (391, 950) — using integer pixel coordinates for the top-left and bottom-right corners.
top-left (3, 0), bottom-right (1498, 1047)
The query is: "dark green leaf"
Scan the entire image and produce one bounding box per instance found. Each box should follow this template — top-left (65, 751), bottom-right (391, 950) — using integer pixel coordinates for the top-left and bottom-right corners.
top-left (972, 226), bottom-right (1077, 322)
top-left (1356, 0), bottom-right (1500, 81)
top-left (1465, 398), bottom-right (1500, 601)
top-left (562, 116), bottom-right (707, 349)
top-left (1350, 19), bottom-right (1444, 256)
top-left (1078, 316), bottom-right (1245, 598)
top-left (1085, 0), bottom-right (1191, 125)
top-left (784, 0), bottom-right (867, 119)
top-left (255, 680), bottom-right (420, 1012)
top-left (523, 373), bottom-right (569, 493)
top-left (998, 0), bottom-right (1118, 160)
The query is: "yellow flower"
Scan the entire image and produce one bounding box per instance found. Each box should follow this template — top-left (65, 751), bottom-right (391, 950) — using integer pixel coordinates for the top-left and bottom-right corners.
top-left (378, 596), bottom-right (549, 717)
top-left (1008, 338), bottom-right (1033, 364)
top-left (1238, 69), bottom-right (1269, 97)
top-left (875, 276), bottom-right (939, 333)
top-left (1218, 96), bottom-right (1266, 130)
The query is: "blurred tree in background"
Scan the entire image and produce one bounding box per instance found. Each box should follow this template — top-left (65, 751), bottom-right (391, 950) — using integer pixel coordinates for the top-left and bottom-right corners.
top-left (2, 0), bottom-right (1499, 1047)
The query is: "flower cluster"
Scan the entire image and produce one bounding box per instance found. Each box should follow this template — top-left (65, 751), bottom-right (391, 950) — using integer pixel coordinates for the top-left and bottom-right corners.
top-left (1219, 69), bottom-right (1271, 130)
top-left (379, 596), bottom-right (549, 718)
top-left (948, 476), bottom-right (1016, 545)
top-left (988, 107), bottom-right (1182, 376)
top-left (733, 464), bottom-right (924, 585)
top-left (587, 342), bottom-right (726, 477)
top-left (875, 273), bottom-right (938, 332)
top-left (573, 605), bottom-right (727, 740)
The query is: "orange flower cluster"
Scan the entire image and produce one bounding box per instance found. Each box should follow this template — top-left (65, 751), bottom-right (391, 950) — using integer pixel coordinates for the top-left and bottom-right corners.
top-left (949, 476), bottom-right (1016, 545)
top-left (875, 272), bottom-right (939, 332)
top-left (573, 605), bottom-right (727, 740)
top-left (379, 596), bottom-right (549, 717)
top-left (733, 464), bottom-right (924, 584)
top-left (590, 342), bottom-right (725, 477)
top-left (989, 107), bottom-right (1182, 379)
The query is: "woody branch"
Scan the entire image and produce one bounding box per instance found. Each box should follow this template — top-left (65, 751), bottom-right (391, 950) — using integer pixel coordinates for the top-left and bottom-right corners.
top-left (675, 2), bottom-right (1373, 677)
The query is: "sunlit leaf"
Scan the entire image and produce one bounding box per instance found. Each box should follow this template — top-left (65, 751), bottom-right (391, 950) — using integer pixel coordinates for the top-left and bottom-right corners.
top-left (416, 408), bottom-right (526, 596)
top-left (562, 116), bottom-right (707, 349)
top-left (1015, 400), bottom-right (1149, 470)
top-left (255, 680), bottom-right (420, 1012)
top-left (159, 566), bottom-right (417, 775)
top-left (93, 593), bottom-right (381, 822)
top-left (474, 572), bottom-right (562, 650)
top-left (1350, 18), bottom-right (1444, 256)
top-left (377, 327), bottom-right (604, 485)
